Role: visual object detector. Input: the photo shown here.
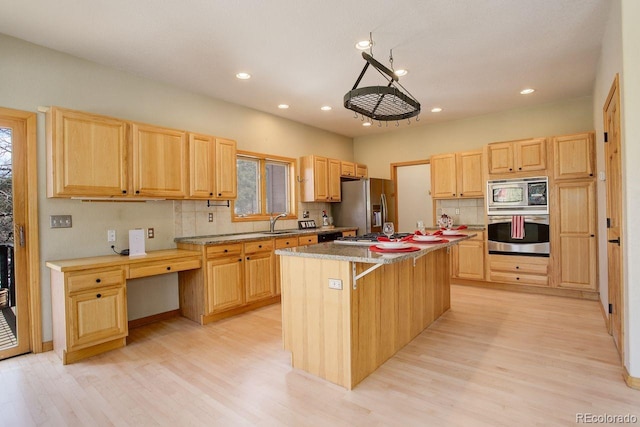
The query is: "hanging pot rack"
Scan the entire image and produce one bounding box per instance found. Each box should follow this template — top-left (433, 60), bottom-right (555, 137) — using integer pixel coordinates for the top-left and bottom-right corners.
top-left (343, 51), bottom-right (421, 122)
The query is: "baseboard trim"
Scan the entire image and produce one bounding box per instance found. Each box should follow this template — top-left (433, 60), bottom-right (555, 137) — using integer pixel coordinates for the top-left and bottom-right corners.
top-left (201, 296), bottom-right (281, 325)
top-left (41, 340), bottom-right (53, 352)
top-left (453, 279), bottom-right (600, 300)
top-left (128, 309), bottom-right (181, 330)
top-left (623, 366), bottom-right (640, 390)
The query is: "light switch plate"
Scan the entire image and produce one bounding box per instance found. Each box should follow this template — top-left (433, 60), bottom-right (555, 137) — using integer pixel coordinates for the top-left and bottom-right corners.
top-left (328, 278), bottom-right (343, 290)
top-left (50, 215), bottom-right (72, 228)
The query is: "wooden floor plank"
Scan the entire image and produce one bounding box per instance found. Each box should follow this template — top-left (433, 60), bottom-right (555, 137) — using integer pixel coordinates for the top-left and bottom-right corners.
top-left (1, 285), bottom-right (638, 426)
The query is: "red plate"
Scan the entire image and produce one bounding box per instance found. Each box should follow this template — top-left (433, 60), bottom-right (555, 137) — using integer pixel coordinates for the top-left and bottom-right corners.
top-left (369, 245), bottom-right (421, 253)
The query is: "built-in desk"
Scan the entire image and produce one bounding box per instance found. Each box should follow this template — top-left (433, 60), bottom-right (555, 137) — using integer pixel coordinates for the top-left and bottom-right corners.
top-left (46, 249), bottom-right (201, 364)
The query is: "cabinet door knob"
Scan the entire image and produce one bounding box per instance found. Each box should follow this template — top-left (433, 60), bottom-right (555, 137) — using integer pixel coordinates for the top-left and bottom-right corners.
top-left (509, 168), bottom-right (513, 171)
top-left (209, 192), bottom-right (213, 196)
top-left (516, 277), bottom-right (520, 280)
top-left (166, 266), bottom-right (171, 271)
top-left (96, 278), bottom-right (101, 283)
top-left (122, 190), bottom-right (127, 194)
top-left (135, 190), bottom-right (140, 194)
top-left (286, 242), bottom-right (289, 245)
top-left (515, 266), bottom-right (519, 269)
top-left (452, 193), bottom-right (456, 196)
top-left (590, 234), bottom-right (595, 237)
top-left (258, 245), bottom-right (262, 248)
top-left (460, 193), bottom-right (463, 196)
top-left (224, 249), bottom-right (228, 253)
top-left (246, 256), bottom-right (250, 260)
top-left (238, 258), bottom-right (242, 262)
top-left (96, 293), bottom-right (102, 298)
top-left (218, 193), bottom-right (222, 197)
top-left (518, 167), bottom-right (522, 170)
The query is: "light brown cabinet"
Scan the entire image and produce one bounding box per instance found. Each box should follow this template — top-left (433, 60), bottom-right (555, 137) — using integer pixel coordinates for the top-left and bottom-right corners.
top-left (451, 232), bottom-right (485, 280)
top-left (553, 180), bottom-right (597, 291)
top-left (298, 234), bottom-right (319, 246)
top-left (341, 161), bottom-right (356, 178)
top-left (188, 133), bottom-right (237, 199)
top-left (552, 132), bottom-right (595, 180)
top-left (300, 155), bottom-right (342, 202)
top-left (356, 163), bottom-right (368, 178)
top-left (244, 241), bottom-right (275, 303)
top-left (489, 254), bottom-right (550, 287)
top-left (46, 107), bottom-right (128, 197)
top-left (431, 150), bottom-right (484, 198)
top-left (206, 248), bottom-right (244, 313)
top-left (488, 138), bottom-right (547, 175)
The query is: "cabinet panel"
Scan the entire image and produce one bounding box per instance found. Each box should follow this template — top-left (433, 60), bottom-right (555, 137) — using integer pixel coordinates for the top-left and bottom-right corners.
top-left (128, 258), bottom-right (201, 279)
top-left (516, 138), bottom-right (546, 172)
top-left (188, 133), bottom-right (215, 198)
top-left (328, 159), bottom-right (342, 201)
top-left (457, 150), bottom-right (484, 197)
top-left (452, 240), bottom-right (485, 280)
top-left (206, 257), bottom-right (244, 313)
top-left (244, 240), bottom-right (273, 254)
top-left (341, 161), bottom-right (356, 178)
top-left (48, 107), bottom-right (127, 197)
top-left (487, 143), bottom-right (514, 174)
top-left (298, 235), bottom-right (318, 246)
top-left (131, 123), bottom-right (188, 197)
top-left (67, 268), bottom-right (124, 294)
top-left (553, 132), bottom-right (595, 180)
top-left (215, 138), bottom-right (237, 199)
top-left (68, 285), bottom-right (127, 350)
top-left (356, 164), bottom-right (368, 178)
top-left (245, 251), bottom-right (275, 302)
top-left (431, 153), bottom-right (457, 198)
top-left (488, 254), bottom-right (549, 287)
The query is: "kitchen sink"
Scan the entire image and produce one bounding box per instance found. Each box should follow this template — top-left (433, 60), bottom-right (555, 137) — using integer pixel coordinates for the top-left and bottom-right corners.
top-left (260, 230), bottom-right (298, 235)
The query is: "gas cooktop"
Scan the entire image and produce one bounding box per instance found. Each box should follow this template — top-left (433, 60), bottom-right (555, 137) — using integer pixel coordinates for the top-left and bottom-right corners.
top-left (334, 232), bottom-right (412, 246)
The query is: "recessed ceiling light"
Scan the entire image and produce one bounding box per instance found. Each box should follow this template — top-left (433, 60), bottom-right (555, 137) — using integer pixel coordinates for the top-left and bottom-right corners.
top-left (431, 107), bottom-right (443, 113)
top-left (520, 88), bottom-right (535, 95)
top-left (355, 40), bottom-right (373, 50)
top-left (321, 106), bottom-right (332, 111)
top-left (362, 122), bottom-right (372, 127)
top-left (394, 69), bottom-right (408, 77)
top-left (235, 72), bottom-right (251, 80)
top-left (278, 104), bottom-right (289, 109)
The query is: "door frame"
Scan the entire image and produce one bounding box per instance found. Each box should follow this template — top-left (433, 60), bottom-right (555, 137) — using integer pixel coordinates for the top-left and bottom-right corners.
top-left (0, 107), bottom-right (42, 354)
top-left (390, 159), bottom-right (431, 230)
top-left (603, 75), bottom-right (624, 357)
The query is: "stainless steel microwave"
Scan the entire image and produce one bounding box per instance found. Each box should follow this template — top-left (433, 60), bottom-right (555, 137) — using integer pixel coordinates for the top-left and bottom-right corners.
top-left (487, 177), bottom-right (549, 215)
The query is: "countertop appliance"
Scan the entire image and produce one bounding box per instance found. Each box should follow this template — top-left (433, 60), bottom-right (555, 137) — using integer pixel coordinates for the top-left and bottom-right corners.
top-left (317, 231), bottom-right (343, 242)
top-left (334, 232), bottom-right (411, 246)
top-left (332, 178), bottom-right (396, 236)
top-left (487, 177), bottom-right (548, 215)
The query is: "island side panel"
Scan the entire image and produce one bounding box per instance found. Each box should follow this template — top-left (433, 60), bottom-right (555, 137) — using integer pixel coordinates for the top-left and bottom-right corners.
top-left (280, 256), bottom-right (353, 389)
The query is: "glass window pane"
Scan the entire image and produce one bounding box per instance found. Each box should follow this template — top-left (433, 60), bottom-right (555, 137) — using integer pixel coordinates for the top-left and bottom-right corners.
top-left (266, 161), bottom-right (289, 214)
top-left (235, 157), bottom-right (260, 215)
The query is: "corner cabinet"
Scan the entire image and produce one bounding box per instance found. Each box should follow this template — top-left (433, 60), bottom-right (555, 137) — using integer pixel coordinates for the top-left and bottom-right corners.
top-left (131, 122), bottom-right (188, 198)
top-left (188, 133), bottom-right (237, 199)
top-left (431, 150), bottom-right (484, 199)
top-left (46, 107), bottom-right (128, 197)
top-left (300, 155), bottom-right (341, 202)
top-left (488, 138), bottom-right (547, 175)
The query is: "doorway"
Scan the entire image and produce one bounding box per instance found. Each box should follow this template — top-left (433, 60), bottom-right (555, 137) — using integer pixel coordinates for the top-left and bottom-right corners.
top-left (603, 75), bottom-right (623, 356)
top-left (391, 160), bottom-right (432, 233)
top-left (0, 107), bottom-right (41, 360)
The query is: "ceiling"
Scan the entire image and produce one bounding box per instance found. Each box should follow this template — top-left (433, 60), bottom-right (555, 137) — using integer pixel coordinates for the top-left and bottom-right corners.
top-left (0, 0), bottom-right (611, 138)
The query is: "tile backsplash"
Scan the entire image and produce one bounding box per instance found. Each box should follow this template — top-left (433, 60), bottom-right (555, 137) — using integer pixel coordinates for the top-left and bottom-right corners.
top-left (435, 198), bottom-right (485, 226)
top-left (174, 200), bottom-right (333, 238)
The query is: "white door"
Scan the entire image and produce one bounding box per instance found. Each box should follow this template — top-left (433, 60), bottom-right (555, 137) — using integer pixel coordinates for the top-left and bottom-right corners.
top-left (396, 164), bottom-right (432, 233)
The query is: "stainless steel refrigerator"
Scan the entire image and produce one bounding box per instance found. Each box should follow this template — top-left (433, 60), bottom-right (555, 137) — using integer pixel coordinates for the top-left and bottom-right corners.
top-left (333, 178), bottom-right (396, 236)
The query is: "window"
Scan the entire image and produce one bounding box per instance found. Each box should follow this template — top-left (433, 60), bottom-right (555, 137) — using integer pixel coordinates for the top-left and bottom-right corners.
top-left (233, 151), bottom-right (296, 221)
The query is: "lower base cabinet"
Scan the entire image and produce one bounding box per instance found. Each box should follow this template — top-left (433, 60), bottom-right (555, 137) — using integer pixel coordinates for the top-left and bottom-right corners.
top-left (489, 254), bottom-right (550, 287)
top-left (451, 232), bottom-right (485, 280)
top-left (206, 255), bottom-right (244, 313)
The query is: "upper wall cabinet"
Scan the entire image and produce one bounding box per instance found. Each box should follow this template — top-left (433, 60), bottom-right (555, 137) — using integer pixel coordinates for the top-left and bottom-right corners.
top-left (299, 155), bottom-right (341, 202)
top-left (355, 163), bottom-right (368, 178)
top-left (487, 138), bottom-right (547, 175)
top-left (340, 161), bottom-right (356, 178)
top-left (188, 134), bottom-right (237, 199)
top-left (47, 107), bottom-right (128, 197)
top-left (131, 123), bottom-right (188, 198)
top-left (431, 150), bottom-right (484, 199)
top-left (552, 132), bottom-right (595, 180)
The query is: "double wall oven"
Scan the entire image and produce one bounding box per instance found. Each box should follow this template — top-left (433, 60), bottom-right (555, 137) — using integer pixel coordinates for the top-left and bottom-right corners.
top-left (486, 177), bottom-right (550, 257)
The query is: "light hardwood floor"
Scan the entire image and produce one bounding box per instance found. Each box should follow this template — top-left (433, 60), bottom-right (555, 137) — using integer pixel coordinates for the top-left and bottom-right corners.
top-left (1, 285), bottom-right (638, 426)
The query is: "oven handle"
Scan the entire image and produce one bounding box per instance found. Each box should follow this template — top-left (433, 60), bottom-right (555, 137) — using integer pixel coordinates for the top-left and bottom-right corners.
top-left (488, 215), bottom-right (549, 224)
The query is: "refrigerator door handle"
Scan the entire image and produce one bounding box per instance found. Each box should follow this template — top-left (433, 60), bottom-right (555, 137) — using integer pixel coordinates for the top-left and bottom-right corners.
top-left (381, 193), bottom-right (388, 225)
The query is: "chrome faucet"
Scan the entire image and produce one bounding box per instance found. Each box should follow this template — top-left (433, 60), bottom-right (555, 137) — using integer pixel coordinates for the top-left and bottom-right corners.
top-left (269, 212), bottom-right (288, 232)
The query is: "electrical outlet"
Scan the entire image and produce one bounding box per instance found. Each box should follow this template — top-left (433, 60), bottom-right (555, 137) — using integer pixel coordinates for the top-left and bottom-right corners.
top-left (455, 208), bottom-right (460, 215)
top-left (50, 215), bottom-right (72, 228)
top-left (147, 228), bottom-right (154, 239)
top-left (328, 278), bottom-right (343, 290)
top-left (107, 229), bottom-right (116, 242)
top-left (208, 212), bottom-right (214, 222)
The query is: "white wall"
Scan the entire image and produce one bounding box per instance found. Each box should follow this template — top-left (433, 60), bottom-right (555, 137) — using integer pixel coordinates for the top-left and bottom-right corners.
top-left (0, 34), bottom-right (352, 340)
top-left (620, 0), bottom-right (640, 377)
top-left (354, 97), bottom-right (594, 179)
top-left (592, 0), bottom-right (622, 344)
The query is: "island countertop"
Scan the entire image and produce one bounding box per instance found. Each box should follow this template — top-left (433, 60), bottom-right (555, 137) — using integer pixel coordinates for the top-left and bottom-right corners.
top-left (275, 234), bottom-right (475, 264)
top-left (174, 226), bottom-right (357, 246)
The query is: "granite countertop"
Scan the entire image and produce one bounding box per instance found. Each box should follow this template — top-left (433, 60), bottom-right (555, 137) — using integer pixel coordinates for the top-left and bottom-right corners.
top-left (275, 234), bottom-right (475, 265)
top-left (175, 226), bottom-right (357, 246)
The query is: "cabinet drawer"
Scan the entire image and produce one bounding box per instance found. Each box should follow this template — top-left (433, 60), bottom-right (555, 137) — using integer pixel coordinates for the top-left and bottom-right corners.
top-left (275, 237), bottom-right (299, 249)
top-left (67, 268), bottom-right (125, 294)
top-left (128, 257), bottom-right (201, 279)
top-left (206, 243), bottom-right (243, 258)
top-left (459, 231), bottom-right (484, 241)
top-left (489, 271), bottom-right (549, 287)
top-left (342, 230), bottom-right (356, 237)
top-left (490, 260), bottom-right (548, 275)
top-left (244, 240), bottom-right (273, 254)
top-left (298, 235), bottom-right (318, 246)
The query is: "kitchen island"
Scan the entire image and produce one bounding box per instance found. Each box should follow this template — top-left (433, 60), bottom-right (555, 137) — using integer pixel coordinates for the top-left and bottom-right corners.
top-left (276, 236), bottom-right (473, 389)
